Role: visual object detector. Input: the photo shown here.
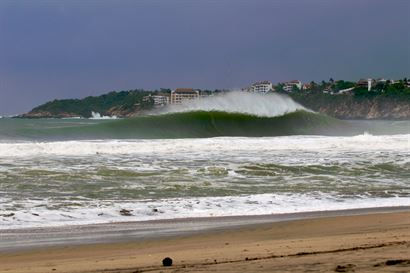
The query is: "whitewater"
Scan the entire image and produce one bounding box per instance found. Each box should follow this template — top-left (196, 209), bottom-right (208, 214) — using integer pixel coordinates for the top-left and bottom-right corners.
top-left (158, 91), bottom-right (306, 117)
top-left (0, 92), bottom-right (409, 229)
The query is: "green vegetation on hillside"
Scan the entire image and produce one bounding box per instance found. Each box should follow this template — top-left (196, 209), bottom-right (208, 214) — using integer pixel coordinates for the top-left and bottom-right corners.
top-left (25, 79), bottom-right (410, 119)
top-left (28, 88), bottom-right (231, 118)
top-left (30, 89), bottom-right (155, 117)
top-left (293, 78), bottom-right (410, 98)
top-left (353, 81), bottom-right (410, 99)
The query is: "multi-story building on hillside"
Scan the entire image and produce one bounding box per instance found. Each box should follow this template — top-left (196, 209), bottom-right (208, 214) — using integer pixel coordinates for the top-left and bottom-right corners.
top-left (283, 80), bottom-right (302, 92)
top-left (249, 81), bottom-right (274, 94)
top-left (170, 88), bottom-right (200, 104)
top-left (152, 94), bottom-right (170, 106)
top-left (143, 94), bottom-right (170, 107)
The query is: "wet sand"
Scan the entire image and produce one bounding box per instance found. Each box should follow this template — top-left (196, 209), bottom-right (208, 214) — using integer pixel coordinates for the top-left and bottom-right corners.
top-left (1, 211), bottom-right (409, 273)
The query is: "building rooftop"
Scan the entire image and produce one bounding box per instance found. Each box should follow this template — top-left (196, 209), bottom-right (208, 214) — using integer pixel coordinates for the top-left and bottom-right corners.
top-left (252, 81), bottom-right (272, 85)
top-left (173, 88), bottom-right (197, 93)
top-left (286, 80), bottom-right (301, 84)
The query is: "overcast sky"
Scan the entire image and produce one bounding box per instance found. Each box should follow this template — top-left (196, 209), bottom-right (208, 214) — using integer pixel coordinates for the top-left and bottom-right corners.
top-left (0, 0), bottom-right (409, 115)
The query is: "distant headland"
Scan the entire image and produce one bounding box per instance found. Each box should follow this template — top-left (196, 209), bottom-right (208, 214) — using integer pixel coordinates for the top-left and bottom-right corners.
top-left (21, 78), bottom-right (410, 120)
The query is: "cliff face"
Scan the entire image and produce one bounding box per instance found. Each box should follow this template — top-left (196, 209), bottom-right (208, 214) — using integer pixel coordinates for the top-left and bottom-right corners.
top-left (290, 94), bottom-right (410, 120)
top-left (316, 98), bottom-right (410, 119)
top-left (105, 105), bottom-right (147, 118)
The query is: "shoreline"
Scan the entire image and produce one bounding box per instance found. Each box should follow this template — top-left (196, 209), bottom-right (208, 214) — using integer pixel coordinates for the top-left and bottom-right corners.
top-left (7, 115), bottom-right (410, 121)
top-left (0, 209), bottom-right (409, 272)
top-left (2, 206), bottom-right (409, 252)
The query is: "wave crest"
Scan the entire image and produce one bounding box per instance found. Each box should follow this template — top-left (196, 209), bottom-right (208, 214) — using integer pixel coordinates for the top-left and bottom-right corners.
top-left (157, 91), bottom-right (306, 117)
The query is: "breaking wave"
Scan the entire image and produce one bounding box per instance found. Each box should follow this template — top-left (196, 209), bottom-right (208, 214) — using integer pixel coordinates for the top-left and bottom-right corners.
top-left (16, 110), bottom-right (351, 140)
top-left (158, 91), bottom-right (306, 117)
top-left (12, 92), bottom-right (356, 140)
top-left (90, 111), bottom-right (118, 120)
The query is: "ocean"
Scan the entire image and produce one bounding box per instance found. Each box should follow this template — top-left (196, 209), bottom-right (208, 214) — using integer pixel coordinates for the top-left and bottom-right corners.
top-left (0, 92), bottom-right (409, 229)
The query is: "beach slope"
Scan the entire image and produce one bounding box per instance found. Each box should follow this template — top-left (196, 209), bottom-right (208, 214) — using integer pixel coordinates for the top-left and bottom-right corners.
top-left (1, 212), bottom-right (409, 273)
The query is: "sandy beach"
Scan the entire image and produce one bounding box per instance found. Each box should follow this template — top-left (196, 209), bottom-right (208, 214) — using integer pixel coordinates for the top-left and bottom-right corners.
top-left (1, 210), bottom-right (409, 273)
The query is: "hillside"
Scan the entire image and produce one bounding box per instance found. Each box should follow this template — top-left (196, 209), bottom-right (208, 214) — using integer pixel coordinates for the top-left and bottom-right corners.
top-left (21, 88), bottom-right (410, 120)
top-left (21, 90), bottom-right (156, 118)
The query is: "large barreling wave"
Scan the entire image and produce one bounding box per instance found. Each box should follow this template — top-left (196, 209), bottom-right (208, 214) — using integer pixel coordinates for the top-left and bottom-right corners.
top-left (12, 92), bottom-right (355, 140)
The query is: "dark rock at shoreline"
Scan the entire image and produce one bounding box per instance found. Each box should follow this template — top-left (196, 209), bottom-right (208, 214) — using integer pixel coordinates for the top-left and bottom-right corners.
top-left (162, 257), bottom-right (173, 266)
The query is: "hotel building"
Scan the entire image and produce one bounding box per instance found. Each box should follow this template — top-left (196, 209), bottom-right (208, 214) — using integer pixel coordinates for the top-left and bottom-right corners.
top-left (170, 88), bottom-right (200, 104)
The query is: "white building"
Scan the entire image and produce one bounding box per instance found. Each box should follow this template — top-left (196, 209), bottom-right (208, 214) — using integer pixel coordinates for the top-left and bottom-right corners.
top-left (283, 80), bottom-right (302, 92)
top-left (249, 81), bottom-right (274, 94)
top-left (357, 78), bottom-right (375, 91)
top-left (143, 94), bottom-right (170, 107)
top-left (170, 88), bottom-right (200, 104)
top-left (152, 95), bottom-right (169, 106)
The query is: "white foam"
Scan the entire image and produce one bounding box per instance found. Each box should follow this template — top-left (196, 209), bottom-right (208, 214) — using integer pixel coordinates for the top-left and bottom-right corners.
top-left (90, 111), bottom-right (118, 120)
top-left (62, 117), bottom-right (83, 119)
top-left (1, 193), bottom-right (409, 229)
top-left (1, 133), bottom-right (409, 229)
top-left (158, 91), bottom-right (306, 117)
top-left (0, 134), bottom-right (408, 157)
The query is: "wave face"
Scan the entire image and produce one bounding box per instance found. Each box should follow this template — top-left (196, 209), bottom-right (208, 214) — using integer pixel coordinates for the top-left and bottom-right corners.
top-left (14, 110), bottom-right (350, 140)
top-left (3, 92), bottom-right (359, 140)
top-left (11, 92), bottom-right (345, 140)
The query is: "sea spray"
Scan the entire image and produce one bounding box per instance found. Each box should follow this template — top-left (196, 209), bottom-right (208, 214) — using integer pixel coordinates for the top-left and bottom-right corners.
top-left (158, 91), bottom-right (307, 117)
top-left (90, 111), bottom-right (118, 120)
